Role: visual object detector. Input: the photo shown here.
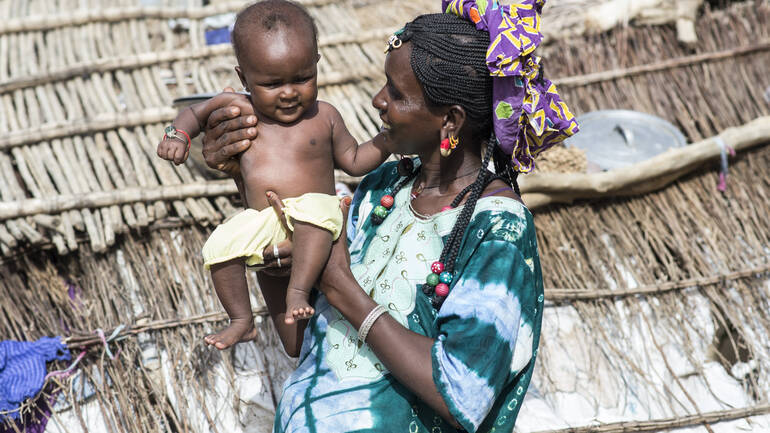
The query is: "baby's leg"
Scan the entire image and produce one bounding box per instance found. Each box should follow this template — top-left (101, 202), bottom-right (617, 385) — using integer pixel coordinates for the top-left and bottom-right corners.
top-left (284, 221), bottom-right (333, 324)
top-left (204, 258), bottom-right (257, 349)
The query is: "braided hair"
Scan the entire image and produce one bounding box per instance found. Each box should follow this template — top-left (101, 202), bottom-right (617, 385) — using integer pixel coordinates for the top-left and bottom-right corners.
top-left (400, 13), bottom-right (492, 141)
top-left (398, 14), bottom-right (521, 307)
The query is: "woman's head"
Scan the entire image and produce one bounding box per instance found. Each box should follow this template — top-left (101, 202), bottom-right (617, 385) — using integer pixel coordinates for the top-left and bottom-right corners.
top-left (401, 14), bottom-right (493, 141)
top-left (373, 14), bottom-right (493, 155)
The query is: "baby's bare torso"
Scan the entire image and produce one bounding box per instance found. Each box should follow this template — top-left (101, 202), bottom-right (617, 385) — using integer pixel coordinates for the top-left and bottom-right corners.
top-left (239, 102), bottom-right (336, 210)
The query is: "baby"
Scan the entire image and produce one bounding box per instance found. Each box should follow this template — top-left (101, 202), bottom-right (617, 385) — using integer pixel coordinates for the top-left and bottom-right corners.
top-left (157, 0), bottom-right (389, 349)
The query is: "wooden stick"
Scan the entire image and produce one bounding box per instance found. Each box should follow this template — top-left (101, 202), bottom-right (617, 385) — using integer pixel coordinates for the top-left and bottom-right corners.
top-left (0, 180), bottom-right (237, 220)
top-left (545, 263), bottom-right (770, 302)
top-left (554, 39), bottom-right (770, 88)
top-left (531, 404), bottom-right (770, 433)
top-left (0, 107), bottom-right (176, 150)
top-left (64, 307), bottom-right (270, 348)
top-left (521, 116), bottom-right (770, 208)
top-left (0, 0), bottom-right (339, 35)
top-left (0, 29), bottom-right (393, 94)
top-left (2, 116), bottom-right (766, 221)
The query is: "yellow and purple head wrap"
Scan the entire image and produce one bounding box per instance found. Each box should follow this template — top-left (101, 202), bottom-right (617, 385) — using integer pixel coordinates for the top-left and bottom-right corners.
top-left (443, 0), bottom-right (578, 173)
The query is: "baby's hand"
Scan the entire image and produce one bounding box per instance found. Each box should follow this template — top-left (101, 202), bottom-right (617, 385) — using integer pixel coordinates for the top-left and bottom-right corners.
top-left (157, 127), bottom-right (191, 165)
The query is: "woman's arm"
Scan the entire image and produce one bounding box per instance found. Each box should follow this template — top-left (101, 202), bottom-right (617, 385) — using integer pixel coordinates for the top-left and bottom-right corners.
top-left (200, 89), bottom-right (258, 177)
top-left (317, 200), bottom-right (462, 428)
top-left (326, 272), bottom-right (461, 427)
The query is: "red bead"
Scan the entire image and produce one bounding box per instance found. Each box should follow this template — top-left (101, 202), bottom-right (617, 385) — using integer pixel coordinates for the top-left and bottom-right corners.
top-left (380, 195), bottom-right (394, 209)
top-left (431, 261), bottom-right (444, 274)
top-left (440, 138), bottom-right (450, 149)
top-left (435, 283), bottom-right (450, 297)
top-left (441, 206), bottom-right (453, 212)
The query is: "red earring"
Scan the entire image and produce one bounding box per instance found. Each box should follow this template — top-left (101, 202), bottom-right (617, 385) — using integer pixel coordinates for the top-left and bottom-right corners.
top-left (440, 135), bottom-right (459, 157)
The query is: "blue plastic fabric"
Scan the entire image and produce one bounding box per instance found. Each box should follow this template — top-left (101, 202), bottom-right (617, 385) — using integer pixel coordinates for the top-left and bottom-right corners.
top-left (0, 337), bottom-right (70, 419)
top-left (205, 27), bottom-right (231, 45)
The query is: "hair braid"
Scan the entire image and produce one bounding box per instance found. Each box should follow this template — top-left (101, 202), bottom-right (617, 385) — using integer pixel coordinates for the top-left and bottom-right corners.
top-left (399, 14), bottom-right (493, 140)
top-left (439, 141), bottom-right (495, 274)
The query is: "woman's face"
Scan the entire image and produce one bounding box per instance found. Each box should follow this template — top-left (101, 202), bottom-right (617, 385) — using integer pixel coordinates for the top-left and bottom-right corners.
top-left (372, 43), bottom-right (445, 155)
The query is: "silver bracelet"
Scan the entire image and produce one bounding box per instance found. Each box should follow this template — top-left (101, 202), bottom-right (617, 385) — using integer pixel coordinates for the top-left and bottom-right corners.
top-left (358, 305), bottom-right (388, 343)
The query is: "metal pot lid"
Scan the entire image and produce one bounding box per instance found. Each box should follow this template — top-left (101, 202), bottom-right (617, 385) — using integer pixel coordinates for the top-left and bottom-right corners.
top-left (564, 110), bottom-right (687, 171)
top-left (172, 91), bottom-right (250, 108)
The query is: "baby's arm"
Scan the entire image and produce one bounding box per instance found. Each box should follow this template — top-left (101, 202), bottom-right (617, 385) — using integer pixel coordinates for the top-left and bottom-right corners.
top-left (326, 103), bottom-right (390, 177)
top-left (157, 92), bottom-right (249, 165)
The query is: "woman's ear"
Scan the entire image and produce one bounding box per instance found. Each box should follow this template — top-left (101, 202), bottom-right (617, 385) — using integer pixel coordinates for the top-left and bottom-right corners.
top-left (442, 105), bottom-right (467, 137)
top-left (235, 66), bottom-right (248, 92)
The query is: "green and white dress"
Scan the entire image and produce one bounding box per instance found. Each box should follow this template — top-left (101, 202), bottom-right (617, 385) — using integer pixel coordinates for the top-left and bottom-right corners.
top-left (274, 161), bottom-right (544, 433)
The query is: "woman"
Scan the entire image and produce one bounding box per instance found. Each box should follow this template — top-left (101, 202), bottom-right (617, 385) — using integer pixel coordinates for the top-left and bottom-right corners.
top-left (197, 5), bottom-right (576, 432)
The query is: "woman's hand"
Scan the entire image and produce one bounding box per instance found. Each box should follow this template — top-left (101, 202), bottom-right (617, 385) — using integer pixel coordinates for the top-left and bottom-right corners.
top-left (201, 87), bottom-right (259, 177)
top-left (260, 191), bottom-right (294, 276)
top-left (317, 196), bottom-right (354, 298)
top-left (260, 239), bottom-right (292, 277)
top-left (261, 190), bottom-right (354, 290)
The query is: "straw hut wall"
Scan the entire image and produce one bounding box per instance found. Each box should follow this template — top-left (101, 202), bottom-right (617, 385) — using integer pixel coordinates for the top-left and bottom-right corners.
top-left (0, 0), bottom-right (769, 432)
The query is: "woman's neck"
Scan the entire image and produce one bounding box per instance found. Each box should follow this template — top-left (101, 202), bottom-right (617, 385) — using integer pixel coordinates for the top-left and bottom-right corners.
top-left (415, 147), bottom-right (483, 193)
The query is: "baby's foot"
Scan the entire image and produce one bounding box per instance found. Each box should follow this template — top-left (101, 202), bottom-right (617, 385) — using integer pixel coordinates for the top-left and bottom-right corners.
top-left (204, 319), bottom-right (257, 350)
top-left (285, 289), bottom-right (314, 324)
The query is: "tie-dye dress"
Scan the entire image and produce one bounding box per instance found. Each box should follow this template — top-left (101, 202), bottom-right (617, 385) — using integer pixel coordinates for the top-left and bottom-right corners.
top-left (274, 161), bottom-right (543, 433)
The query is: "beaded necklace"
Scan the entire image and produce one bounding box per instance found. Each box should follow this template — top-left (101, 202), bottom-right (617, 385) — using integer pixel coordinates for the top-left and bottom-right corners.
top-left (370, 158), bottom-right (491, 308)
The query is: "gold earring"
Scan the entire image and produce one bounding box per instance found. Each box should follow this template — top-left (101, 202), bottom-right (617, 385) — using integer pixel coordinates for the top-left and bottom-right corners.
top-left (384, 34), bottom-right (403, 53)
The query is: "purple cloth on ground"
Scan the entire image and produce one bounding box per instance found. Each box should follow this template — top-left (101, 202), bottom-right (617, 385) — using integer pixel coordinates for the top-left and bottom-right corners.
top-left (0, 337), bottom-right (70, 420)
top-left (1, 390), bottom-right (57, 433)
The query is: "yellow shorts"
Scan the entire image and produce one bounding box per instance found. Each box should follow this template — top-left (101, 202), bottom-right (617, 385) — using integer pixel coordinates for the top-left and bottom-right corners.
top-left (202, 193), bottom-right (342, 270)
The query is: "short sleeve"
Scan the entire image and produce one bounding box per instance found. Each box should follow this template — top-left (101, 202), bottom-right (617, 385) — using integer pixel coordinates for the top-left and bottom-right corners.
top-left (431, 228), bottom-right (539, 432)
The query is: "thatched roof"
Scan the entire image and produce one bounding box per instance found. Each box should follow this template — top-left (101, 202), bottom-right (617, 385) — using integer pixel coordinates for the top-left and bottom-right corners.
top-left (1, 0), bottom-right (769, 432)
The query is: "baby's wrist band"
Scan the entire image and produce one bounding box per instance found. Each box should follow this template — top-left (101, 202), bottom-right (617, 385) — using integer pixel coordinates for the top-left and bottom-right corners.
top-left (163, 125), bottom-right (192, 151)
top-left (358, 304), bottom-right (388, 343)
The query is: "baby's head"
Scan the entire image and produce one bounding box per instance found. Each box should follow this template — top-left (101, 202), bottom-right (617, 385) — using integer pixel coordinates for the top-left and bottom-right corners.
top-left (232, 0), bottom-right (320, 123)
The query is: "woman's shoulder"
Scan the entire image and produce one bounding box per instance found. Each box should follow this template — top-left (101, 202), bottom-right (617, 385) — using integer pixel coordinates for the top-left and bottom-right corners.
top-left (467, 194), bottom-right (536, 247)
top-left (357, 160), bottom-right (402, 192)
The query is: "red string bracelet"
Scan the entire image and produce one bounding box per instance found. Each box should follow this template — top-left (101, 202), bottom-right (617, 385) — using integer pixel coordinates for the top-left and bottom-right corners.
top-left (163, 126), bottom-right (192, 151)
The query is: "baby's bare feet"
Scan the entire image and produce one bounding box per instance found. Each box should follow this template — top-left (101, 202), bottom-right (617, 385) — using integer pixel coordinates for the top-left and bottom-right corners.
top-left (204, 318), bottom-right (256, 350)
top-left (285, 288), bottom-right (314, 324)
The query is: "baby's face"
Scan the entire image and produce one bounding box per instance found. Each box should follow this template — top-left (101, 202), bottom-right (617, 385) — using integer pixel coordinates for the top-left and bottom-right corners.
top-left (236, 30), bottom-right (319, 124)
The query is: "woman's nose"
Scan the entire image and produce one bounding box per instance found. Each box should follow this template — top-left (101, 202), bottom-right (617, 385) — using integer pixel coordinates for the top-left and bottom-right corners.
top-left (372, 86), bottom-right (387, 111)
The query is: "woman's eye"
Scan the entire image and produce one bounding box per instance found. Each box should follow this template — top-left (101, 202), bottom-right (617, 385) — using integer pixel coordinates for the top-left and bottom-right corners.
top-left (387, 84), bottom-right (401, 100)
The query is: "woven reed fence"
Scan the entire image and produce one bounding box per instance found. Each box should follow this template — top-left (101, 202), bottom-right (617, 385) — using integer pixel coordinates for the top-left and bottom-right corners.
top-left (1, 0), bottom-right (770, 432)
top-left (0, 0), bottom-right (408, 257)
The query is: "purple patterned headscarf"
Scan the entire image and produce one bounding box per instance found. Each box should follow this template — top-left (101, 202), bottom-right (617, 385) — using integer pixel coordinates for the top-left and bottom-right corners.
top-left (442, 0), bottom-right (579, 173)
